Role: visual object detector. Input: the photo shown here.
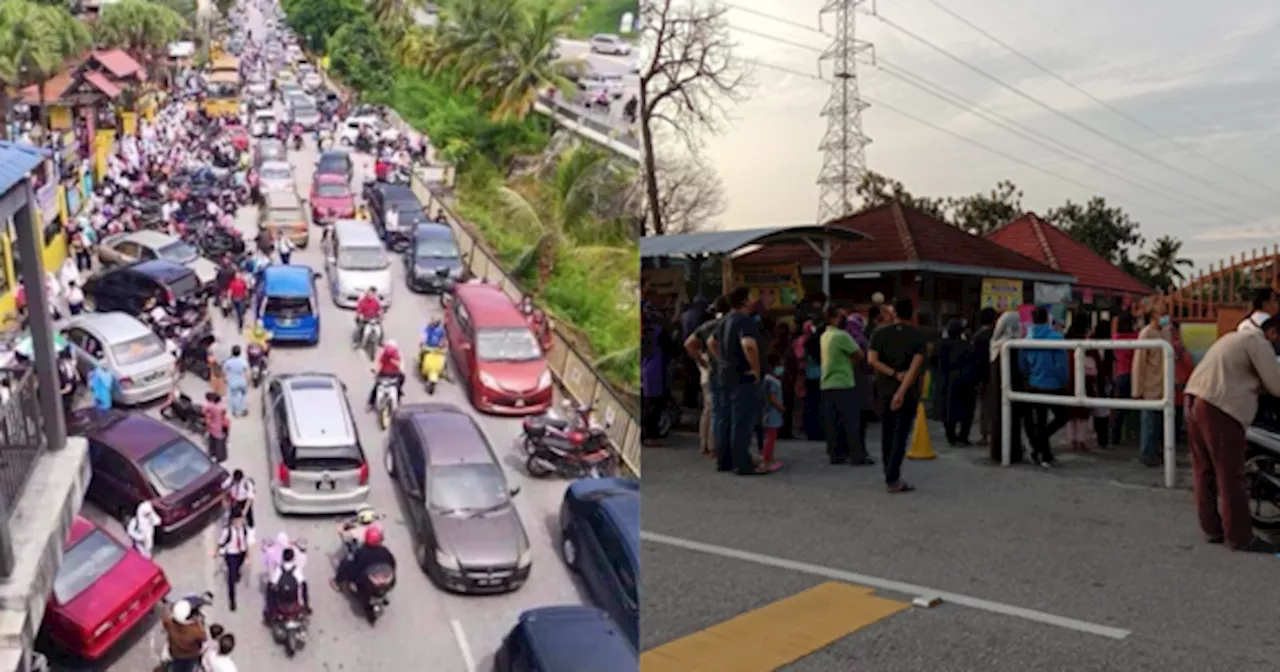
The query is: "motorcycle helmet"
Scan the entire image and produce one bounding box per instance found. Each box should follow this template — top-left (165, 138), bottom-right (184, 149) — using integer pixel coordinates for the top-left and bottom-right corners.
top-left (355, 504), bottom-right (377, 525)
top-left (171, 599), bottom-right (192, 624)
top-left (364, 524), bottom-right (384, 547)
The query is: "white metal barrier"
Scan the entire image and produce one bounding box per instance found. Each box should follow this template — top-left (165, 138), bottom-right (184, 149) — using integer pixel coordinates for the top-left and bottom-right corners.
top-left (1000, 339), bottom-right (1177, 488)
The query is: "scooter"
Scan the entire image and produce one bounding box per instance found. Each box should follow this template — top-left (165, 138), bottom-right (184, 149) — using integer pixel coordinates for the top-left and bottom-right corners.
top-left (340, 563), bottom-right (396, 626)
top-left (520, 400), bottom-right (593, 453)
top-left (355, 317), bottom-right (384, 361)
top-left (419, 345), bottom-right (446, 394)
top-left (267, 602), bottom-right (309, 657)
top-left (524, 423), bottom-right (617, 479)
top-left (248, 342), bottom-right (269, 387)
top-left (160, 391), bottom-right (207, 433)
top-left (374, 377), bottom-right (399, 430)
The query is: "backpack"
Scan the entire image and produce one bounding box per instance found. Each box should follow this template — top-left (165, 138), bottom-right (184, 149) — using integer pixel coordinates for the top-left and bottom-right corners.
top-left (273, 569), bottom-right (300, 605)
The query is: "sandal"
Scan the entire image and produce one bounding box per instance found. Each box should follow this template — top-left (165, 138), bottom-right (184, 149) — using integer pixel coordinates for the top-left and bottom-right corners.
top-left (764, 461), bottom-right (784, 472)
top-left (887, 481), bottom-right (916, 493)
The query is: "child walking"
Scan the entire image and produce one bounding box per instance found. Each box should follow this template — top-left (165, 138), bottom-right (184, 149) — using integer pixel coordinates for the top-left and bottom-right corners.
top-left (761, 354), bottom-right (785, 471)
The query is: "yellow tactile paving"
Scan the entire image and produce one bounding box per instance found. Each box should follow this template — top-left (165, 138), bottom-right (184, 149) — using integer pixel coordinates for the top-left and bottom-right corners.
top-left (641, 581), bottom-right (910, 672)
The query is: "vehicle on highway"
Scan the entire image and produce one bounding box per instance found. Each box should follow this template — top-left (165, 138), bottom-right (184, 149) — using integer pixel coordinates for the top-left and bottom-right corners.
top-left (385, 402), bottom-right (531, 593)
top-left (258, 159), bottom-right (296, 194)
top-left (339, 115), bottom-right (397, 146)
top-left (362, 181), bottom-right (428, 249)
top-left (259, 188), bottom-right (309, 247)
top-left (404, 222), bottom-right (462, 293)
top-left (589, 33), bottom-right (632, 55)
top-left (60, 312), bottom-right (178, 405)
top-left (264, 372), bottom-right (371, 514)
top-left (325, 219), bottom-right (392, 308)
top-left (84, 410), bottom-right (228, 535)
top-left (579, 72), bottom-right (627, 100)
top-left (224, 124), bottom-right (250, 152)
top-left (290, 97), bottom-right (321, 130)
top-left (276, 69), bottom-right (298, 87)
top-left (279, 81), bottom-right (305, 103)
top-left (316, 150), bottom-right (355, 185)
top-left (302, 72), bottom-right (323, 92)
top-left (310, 173), bottom-right (356, 221)
top-left (444, 283), bottom-right (553, 415)
top-left (247, 79), bottom-right (272, 108)
top-left (493, 606), bottom-right (637, 671)
top-left (251, 108), bottom-right (280, 138)
top-left (82, 259), bottom-right (204, 315)
top-left (96, 230), bottom-right (218, 286)
top-left (255, 138), bottom-right (287, 168)
top-left (255, 265), bottom-right (320, 344)
top-left (40, 515), bottom-right (171, 662)
top-left (559, 477), bottom-right (640, 647)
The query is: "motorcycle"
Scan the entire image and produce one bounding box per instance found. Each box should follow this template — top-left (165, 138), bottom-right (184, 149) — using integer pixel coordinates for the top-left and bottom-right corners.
top-left (267, 602), bottom-right (309, 657)
top-left (522, 402), bottom-right (617, 479)
top-left (341, 563), bottom-right (396, 626)
top-left (291, 125), bottom-right (304, 150)
top-left (419, 345), bottom-right (446, 394)
top-left (355, 317), bottom-right (384, 361)
top-left (160, 392), bottom-right (207, 433)
top-left (248, 342), bottom-right (269, 387)
top-left (1246, 395), bottom-right (1280, 530)
top-left (374, 377), bottom-right (399, 430)
top-left (520, 400), bottom-right (592, 452)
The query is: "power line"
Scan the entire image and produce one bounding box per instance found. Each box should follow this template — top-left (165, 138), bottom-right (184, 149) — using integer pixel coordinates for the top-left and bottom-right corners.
top-left (729, 25), bottom-right (823, 53)
top-left (868, 10), bottom-right (1275, 209)
top-left (724, 3), bottom-right (827, 35)
top-left (924, 0), bottom-right (1280, 199)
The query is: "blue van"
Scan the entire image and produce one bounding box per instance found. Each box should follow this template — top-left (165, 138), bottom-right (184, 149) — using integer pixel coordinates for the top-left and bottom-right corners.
top-left (255, 265), bottom-right (320, 344)
top-left (493, 606), bottom-right (637, 672)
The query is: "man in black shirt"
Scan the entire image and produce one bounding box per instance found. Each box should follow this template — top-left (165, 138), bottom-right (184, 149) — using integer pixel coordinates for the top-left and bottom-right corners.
top-left (971, 307), bottom-right (997, 445)
top-left (707, 287), bottom-right (770, 475)
top-left (868, 297), bottom-right (928, 493)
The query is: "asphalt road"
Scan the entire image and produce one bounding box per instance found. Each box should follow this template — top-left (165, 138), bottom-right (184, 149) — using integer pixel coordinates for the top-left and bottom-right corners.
top-left (641, 429), bottom-right (1280, 671)
top-left (551, 39), bottom-right (639, 134)
top-left (66, 17), bottom-right (588, 672)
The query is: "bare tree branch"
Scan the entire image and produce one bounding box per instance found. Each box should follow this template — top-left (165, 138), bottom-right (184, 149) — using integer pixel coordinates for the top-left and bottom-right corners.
top-left (644, 150), bottom-right (725, 236)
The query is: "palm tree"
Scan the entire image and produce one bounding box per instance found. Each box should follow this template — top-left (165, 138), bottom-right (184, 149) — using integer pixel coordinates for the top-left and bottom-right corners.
top-left (429, 0), bottom-right (520, 77)
top-left (465, 2), bottom-right (573, 121)
top-left (0, 0), bottom-right (92, 136)
top-left (95, 0), bottom-right (190, 81)
top-left (396, 23), bottom-right (436, 69)
top-left (1140, 235), bottom-right (1194, 291)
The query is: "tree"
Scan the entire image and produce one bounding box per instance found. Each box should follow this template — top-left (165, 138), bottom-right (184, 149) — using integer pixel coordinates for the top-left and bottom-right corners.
top-left (646, 151), bottom-right (724, 235)
top-left (1045, 197), bottom-right (1143, 266)
top-left (0, 0), bottom-right (92, 134)
top-left (153, 0), bottom-right (197, 21)
top-left (946, 179), bottom-right (1023, 236)
top-left (854, 171), bottom-right (948, 221)
top-left (1140, 234), bottom-right (1194, 291)
top-left (396, 23), bottom-right (436, 70)
top-left (638, 0), bottom-right (748, 235)
top-left (95, 0), bottom-right (189, 79)
top-left (282, 0), bottom-right (365, 54)
top-left (327, 14), bottom-right (392, 93)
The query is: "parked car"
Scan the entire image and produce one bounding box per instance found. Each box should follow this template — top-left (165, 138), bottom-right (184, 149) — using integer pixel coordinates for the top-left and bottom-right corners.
top-left (559, 478), bottom-right (639, 647)
top-left (60, 312), bottom-right (178, 405)
top-left (310, 173), bottom-right (356, 221)
top-left (84, 411), bottom-right (228, 535)
top-left (39, 516), bottom-right (171, 662)
top-left (97, 230), bottom-right (217, 286)
top-left (324, 219), bottom-right (392, 308)
top-left (257, 159), bottom-right (296, 195)
top-left (263, 373), bottom-right (371, 514)
top-left (385, 402), bottom-right (530, 593)
top-left (588, 33), bottom-right (631, 55)
top-left (255, 138), bottom-right (287, 168)
top-left (82, 259), bottom-right (204, 315)
top-left (444, 283), bottom-right (553, 415)
top-left (404, 223), bottom-right (462, 292)
top-left (493, 607), bottom-right (637, 672)
top-left (362, 181), bottom-right (428, 248)
top-left (316, 150), bottom-right (355, 185)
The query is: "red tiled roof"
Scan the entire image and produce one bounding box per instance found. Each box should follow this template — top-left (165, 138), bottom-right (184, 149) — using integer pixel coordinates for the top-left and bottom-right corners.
top-left (82, 71), bottom-right (122, 98)
top-left (740, 201), bottom-right (1063, 276)
top-left (18, 71), bottom-right (76, 104)
top-left (986, 213), bottom-right (1151, 295)
top-left (91, 49), bottom-right (142, 79)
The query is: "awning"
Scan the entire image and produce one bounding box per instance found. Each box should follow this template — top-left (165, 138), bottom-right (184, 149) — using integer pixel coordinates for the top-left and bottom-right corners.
top-left (640, 225), bottom-right (870, 258)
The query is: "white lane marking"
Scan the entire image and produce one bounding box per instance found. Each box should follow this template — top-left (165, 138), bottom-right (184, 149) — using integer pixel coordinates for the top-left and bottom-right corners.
top-left (640, 531), bottom-right (1132, 640)
top-left (451, 619), bottom-right (478, 672)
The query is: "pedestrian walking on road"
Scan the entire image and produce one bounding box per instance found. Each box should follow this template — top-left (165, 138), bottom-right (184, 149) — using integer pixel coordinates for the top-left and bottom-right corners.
top-left (203, 392), bottom-right (230, 463)
top-left (868, 297), bottom-right (927, 493)
top-left (215, 507), bottom-right (254, 612)
top-left (224, 469), bottom-right (256, 529)
top-left (222, 346), bottom-right (250, 417)
top-left (226, 271), bottom-right (249, 331)
top-left (126, 501), bottom-right (162, 559)
top-left (276, 233), bottom-right (294, 265)
top-left (1184, 317), bottom-right (1280, 553)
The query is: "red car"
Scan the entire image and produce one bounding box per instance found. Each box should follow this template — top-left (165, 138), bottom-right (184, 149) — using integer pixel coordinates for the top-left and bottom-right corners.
top-left (309, 173), bottom-right (356, 221)
top-left (445, 283), bottom-right (554, 415)
top-left (40, 516), bottom-right (170, 661)
top-left (225, 124), bottom-right (250, 152)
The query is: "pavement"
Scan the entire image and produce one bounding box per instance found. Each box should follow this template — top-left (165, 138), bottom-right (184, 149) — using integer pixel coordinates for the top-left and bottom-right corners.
top-left (53, 11), bottom-right (589, 672)
top-left (641, 420), bottom-right (1280, 672)
top-left (549, 39), bottom-right (639, 137)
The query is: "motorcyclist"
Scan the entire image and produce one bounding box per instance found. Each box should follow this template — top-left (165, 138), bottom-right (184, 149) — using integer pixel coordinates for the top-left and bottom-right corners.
top-left (420, 316), bottom-right (446, 367)
top-left (367, 339), bottom-right (405, 411)
top-left (161, 598), bottom-right (207, 672)
top-left (353, 287), bottom-right (383, 344)
top-left (338, 505), bottom-right (380, 556)
top-left (331, 525), bottom-right (396, 604)
top-left (264, 547), bottom-right (309, 623)
top-left (245, 319), bottom-right (273, 352)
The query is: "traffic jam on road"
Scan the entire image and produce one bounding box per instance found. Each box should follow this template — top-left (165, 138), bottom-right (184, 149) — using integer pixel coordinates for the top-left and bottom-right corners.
top-left (26, 2), bottom-right (639, 670)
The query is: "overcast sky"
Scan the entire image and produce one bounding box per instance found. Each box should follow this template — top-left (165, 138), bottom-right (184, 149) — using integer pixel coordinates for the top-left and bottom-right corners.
top-left (692, 0), bottom-right (1280, 267)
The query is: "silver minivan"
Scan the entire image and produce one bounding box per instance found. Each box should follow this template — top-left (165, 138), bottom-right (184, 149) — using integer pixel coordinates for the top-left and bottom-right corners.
top-left (325, 219), bottom-right (392, 308)
top-left (263, 373), bottom-right (371, 514)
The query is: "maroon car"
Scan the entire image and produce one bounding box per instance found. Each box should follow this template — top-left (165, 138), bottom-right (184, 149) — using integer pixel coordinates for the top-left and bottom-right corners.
top-left (84, 411), bottom-right (228, 537)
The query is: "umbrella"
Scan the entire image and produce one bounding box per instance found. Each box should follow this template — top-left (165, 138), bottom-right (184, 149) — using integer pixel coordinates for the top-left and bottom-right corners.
top-left (14, 332), bottom-right (70, 359)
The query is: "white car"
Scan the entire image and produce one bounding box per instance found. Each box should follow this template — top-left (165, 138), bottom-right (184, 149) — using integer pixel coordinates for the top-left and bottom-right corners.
top-left (579, 73), bottom-right (627, 100)
top-left (338, 116), bottom-right (399, 146)
top-left (302, 73), bottom-right (323, 92)
top-left (258, 160), bottom-right (295, 193)
top-left (589, 33), bottom-right (631, 56)
top-left (251, 110), bottom-right (280, 138)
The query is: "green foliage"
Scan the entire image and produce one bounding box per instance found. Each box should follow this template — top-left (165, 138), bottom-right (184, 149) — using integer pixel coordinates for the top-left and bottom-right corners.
top-left (153, 0), bottom-right (197, 21)
top-left (282, 0), bottom-right (365, 54)
top-left (95, 0), bottom-right (191, 55)
top-left (0, 0), bottom-right (92, 90)
top-left (569, 0), bottom-right (637, 40)
top-left (327, 14), bottom-right (391, 92)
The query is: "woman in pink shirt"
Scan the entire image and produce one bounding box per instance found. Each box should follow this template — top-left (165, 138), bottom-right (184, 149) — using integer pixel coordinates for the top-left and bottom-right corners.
top-left (1109, 313), bottom-right (1139, 444)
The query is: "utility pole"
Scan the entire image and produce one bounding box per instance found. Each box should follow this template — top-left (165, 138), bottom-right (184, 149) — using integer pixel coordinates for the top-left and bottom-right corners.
top-left (816, 0), bottom-right (874, 225)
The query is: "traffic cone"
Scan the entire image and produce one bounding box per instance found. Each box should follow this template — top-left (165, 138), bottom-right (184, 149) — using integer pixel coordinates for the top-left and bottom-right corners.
top-left (906, 402), bottom-right (936, 460)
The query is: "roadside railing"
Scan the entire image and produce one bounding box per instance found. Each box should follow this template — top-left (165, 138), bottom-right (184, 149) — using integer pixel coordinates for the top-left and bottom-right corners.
top-left (533, 95), bottom-right (640, 163)
top-left (408, 175), bottom-right (641, 477)
top-left (0, 370), bottom-right (49, 577)
top-left (1000, 339), bottom-right (1176, 488)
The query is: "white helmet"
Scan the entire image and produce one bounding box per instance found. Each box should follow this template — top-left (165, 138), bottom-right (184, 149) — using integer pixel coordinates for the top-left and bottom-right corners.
top-left (382, 339), bottom-right (397, 351)
top-left (171, 599), bottom-right (192, 624)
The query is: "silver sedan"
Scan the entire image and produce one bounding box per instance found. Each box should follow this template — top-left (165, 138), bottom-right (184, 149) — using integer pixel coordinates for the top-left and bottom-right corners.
top-left (59, 312), bottom-right (177, 405)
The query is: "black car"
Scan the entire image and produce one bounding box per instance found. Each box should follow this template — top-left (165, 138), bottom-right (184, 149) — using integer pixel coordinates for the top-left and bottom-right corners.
top-left (83, 260), bottom-right (204, 315)
top-left (362, 181), bottom-right (428, 248)
top-left (493, 607), bottom-right (638, 672)
top-left (315, 150), bottom-right (354, 185)
top-left (403, 223), bottom-right (462, 292)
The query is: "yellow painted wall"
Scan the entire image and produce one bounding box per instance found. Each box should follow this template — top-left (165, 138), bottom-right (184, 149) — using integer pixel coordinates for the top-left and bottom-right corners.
top-left (48, 106), bottom-right (73, 131)
top-left (0, 187), bottom-right (71, 321)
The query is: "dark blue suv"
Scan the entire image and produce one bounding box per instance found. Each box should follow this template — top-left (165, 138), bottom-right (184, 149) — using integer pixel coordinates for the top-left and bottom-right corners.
top-left (558, 477), bottom-right (639, 647)
top-left (493, 606), bottom-right (637, 672)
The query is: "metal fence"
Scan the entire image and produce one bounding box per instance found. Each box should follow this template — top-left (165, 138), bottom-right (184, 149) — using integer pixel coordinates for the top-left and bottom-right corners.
top-left (408, 177), bottom-right (641, 477)
top-left (0, 371), bottom-right (48, 517)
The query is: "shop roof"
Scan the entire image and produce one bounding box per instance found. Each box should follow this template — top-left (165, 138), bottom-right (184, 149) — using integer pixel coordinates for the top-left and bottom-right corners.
top-left (18, 71), bottom-right (76, 105)
top-left (90, 49), bottom-right (142, 79)
top-left (0, 142), bottom-right (51, 196)
top-left (640, 225), bottom-right (869, 258)
top-left (82, 71), bottom-right (122, 98)
top-left (987, 213), bottom-right (1151, 295)
top-left (741, 201), bottom-right (1075, 283)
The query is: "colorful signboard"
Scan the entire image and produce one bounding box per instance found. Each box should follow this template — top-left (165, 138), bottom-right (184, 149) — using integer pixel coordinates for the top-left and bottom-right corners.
top-left (35, 183), bottom-right (59, 228)
top-left (732, 264), bottom-right (803, 310)
top-left (981, 277), bottom-right (1023, 311)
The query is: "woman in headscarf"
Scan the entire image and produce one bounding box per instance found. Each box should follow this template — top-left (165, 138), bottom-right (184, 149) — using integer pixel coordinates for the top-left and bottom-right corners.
top-left (844, 313), bottom-right (874, 447)
top-left (937, 319), bottom-right (977, 446)
top-left (796, 321), bottom-right (824, 440)
top-left (985, 312), bottom-right (1028, 463)
top-left (126, 501), bottom-right (162, 559)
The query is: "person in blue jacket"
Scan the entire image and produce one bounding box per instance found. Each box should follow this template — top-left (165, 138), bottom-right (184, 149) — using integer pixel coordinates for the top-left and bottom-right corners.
top-left (1017, 306), bottom-right (1069, 466)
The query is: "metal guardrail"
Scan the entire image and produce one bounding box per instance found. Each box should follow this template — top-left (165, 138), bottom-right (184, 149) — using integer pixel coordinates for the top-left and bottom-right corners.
top-left (533, 95), bottom-right (640, 162)
top-left (408, 176), bottom-right (641, 477)
top-left (0, 371), bottom-right (47, 516)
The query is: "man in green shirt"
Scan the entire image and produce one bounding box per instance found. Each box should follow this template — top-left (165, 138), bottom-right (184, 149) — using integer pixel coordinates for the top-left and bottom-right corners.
top-left (820, 305), bottom-right (874, 466)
